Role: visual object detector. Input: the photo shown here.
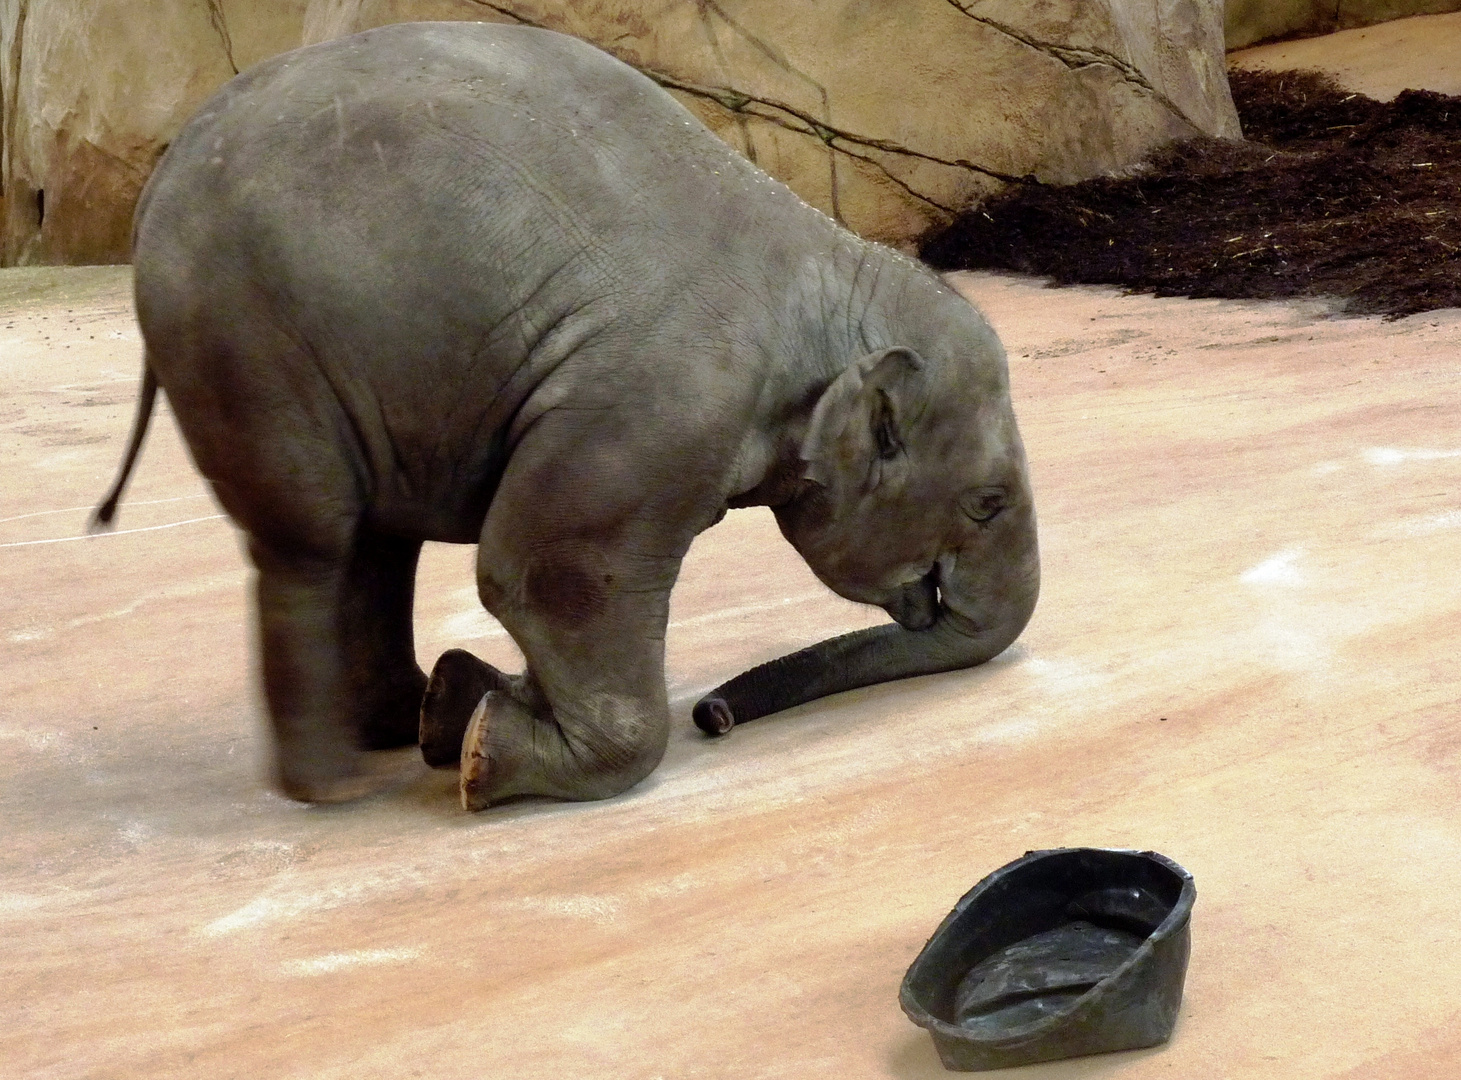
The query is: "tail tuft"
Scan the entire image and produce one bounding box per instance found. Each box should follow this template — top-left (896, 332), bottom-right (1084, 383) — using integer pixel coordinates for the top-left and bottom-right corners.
top-left (91, 363), bottom-right (159, 530)
top-left (87, 498), bottom-right (120, 534)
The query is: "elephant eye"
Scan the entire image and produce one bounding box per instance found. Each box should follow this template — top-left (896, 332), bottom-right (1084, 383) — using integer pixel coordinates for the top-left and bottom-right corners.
top-left (873, 391), bottom-right (902, 459)
top-left (961, 486), bottom-right (1006, 523)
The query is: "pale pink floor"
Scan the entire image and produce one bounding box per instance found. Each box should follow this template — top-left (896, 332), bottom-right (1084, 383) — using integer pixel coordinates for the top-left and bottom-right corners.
top-left (3, 265), bottom-right (1459, 1078)
top-left (1228, 10), bottom-right (1461, 100)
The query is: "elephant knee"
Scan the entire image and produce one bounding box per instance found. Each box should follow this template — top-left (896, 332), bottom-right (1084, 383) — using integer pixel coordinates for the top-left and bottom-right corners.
top-left (565, 709), bottom-right (669, 801)
top-left (465, 692), bottom-right (668, 805)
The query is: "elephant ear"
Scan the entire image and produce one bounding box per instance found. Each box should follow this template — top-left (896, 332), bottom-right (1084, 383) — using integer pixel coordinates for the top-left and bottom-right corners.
top-left (801, 346), bottom-right (930, 507)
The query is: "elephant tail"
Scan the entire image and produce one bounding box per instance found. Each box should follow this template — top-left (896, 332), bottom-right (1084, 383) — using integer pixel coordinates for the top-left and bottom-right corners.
top-left (89, 361), bottom-right (159, 532)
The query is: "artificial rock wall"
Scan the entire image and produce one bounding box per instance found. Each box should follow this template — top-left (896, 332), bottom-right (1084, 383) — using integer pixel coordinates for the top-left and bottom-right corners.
top-left (1, 0), bottom-right (1241, 264)
top-left (299, 0), bottom-right (1239, 251)
top-left (0, 0), bottom-right (309, 265)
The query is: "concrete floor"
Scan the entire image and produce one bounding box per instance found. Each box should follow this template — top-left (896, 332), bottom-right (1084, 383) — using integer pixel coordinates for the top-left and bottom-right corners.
top-left (1228, 11), bottom-right (1461, 101)
top-left (3, 264), bottom-right (1459, 1078)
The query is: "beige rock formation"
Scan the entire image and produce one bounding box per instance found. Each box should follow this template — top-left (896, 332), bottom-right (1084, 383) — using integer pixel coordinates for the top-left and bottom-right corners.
top-left (1224, 0), bottom-right (1461, 50)
top-left (1, 0), bottom-right (1238, 263)
top-left (0, 0), bottom-right (307, 266)
top-left (299, 0), bottom-right (1240, 248)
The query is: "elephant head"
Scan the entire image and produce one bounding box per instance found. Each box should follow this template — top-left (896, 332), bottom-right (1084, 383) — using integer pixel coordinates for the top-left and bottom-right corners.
top-left (694, 332), bottom-right (1039, 734)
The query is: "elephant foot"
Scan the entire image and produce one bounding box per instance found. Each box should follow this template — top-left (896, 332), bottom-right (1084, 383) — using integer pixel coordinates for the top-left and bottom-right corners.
top-left (421, 648), bottom-right (504, 768)
top-left (282, 771), bottom-right (384, 805)
top-left (460, 694), bottom-right (494, 811)
top-left (457, 687), bottom-right (666, 808)
top-left (276, 750), bottom-right (387, 805)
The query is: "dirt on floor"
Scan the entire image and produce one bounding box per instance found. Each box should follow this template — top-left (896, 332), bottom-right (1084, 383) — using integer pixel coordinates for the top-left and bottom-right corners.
top-left (921, 70), bottom-right (1461, 318)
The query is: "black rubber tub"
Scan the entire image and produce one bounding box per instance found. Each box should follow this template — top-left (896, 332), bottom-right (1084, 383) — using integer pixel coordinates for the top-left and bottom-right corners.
top-left (900, 848), bottom-right (1195, 1071)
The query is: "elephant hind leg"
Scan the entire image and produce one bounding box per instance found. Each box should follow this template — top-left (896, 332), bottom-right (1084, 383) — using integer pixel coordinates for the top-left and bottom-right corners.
top-left (341, 526), bottom-right (427, 751)
top-left (250, 539), bottom-right (373, 803)
top-left (158, 330), bottom-right (424, 799)
top-left (249, 525), bottom-right (426, 803)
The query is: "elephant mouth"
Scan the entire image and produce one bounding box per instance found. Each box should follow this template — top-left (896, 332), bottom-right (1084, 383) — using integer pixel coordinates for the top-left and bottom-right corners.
top-left (884, 567), bottom-right (940, 631)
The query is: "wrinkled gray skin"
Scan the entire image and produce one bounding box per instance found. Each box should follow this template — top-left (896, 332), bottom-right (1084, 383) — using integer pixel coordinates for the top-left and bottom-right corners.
top-left (95, 22), bottom-right (1039, 806)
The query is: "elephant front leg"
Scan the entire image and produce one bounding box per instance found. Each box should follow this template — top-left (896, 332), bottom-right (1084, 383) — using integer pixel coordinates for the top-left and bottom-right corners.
top-left (459, 682), bottom-right (666, 809)
top-left (451, 573), bottom-right (675, 808)
top-left (461, 414), bottom-right (693, 809)
top-left (424, 647), bottom-right (666, 805)
top-left (419, 649), bottom-right (517, 767)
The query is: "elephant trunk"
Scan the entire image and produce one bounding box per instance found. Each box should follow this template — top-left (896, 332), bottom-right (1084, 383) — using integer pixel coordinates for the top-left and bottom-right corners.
top-left (692, 547), bottom-right (1038, 735)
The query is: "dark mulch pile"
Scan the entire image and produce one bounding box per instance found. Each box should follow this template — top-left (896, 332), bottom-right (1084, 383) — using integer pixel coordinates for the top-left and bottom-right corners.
top-left (921, 70), bottom-right (1461, 318)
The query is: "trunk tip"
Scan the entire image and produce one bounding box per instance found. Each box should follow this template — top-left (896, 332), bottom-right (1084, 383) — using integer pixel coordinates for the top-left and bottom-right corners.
top-left (693, 695), bottom-right (735, 737)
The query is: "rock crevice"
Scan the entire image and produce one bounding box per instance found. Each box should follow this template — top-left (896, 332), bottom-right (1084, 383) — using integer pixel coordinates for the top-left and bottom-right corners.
top-left (205, 0), bottom-right (239, 76)
top-left (942, 0), bottom-right (1203, 134)
top-left (647, 70), bottom-right (1030, 216)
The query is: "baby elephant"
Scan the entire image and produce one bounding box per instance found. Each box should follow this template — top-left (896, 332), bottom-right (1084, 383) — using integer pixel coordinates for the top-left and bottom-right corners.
top-left (95, 22), bottom-right (1039, 809)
